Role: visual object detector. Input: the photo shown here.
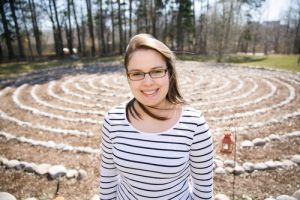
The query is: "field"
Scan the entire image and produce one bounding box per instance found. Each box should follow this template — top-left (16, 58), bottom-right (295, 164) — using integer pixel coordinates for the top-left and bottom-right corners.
top-left (0, 61), bottom-right (299, 199)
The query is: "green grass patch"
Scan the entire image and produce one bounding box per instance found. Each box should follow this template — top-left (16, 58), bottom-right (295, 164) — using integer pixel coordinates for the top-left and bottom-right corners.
top-left (0, 55), bottom-right (123, 79)
top-left (225, 54), bottom-right (300, 72)
top-left (177, 54), bottom-right (214, 62)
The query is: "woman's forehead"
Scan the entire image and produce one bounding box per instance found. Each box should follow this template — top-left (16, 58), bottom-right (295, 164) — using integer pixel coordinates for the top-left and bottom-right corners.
top-left (127, 49), bottom-right (167, 71)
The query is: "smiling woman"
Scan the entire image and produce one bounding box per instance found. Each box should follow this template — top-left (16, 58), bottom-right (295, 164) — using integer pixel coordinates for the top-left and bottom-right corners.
top-left (99, 33), bottom-right (214, 200)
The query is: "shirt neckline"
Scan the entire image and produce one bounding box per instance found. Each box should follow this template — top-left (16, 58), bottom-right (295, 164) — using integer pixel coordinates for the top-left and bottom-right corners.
top-left (124, 104), bottom-right (184, 135)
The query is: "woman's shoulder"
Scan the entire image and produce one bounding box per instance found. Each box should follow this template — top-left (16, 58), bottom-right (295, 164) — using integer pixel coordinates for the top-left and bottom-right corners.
top-left (104, 102), bottom-right (127, 120)
top-left (182, 105), bottom-right (203, 118)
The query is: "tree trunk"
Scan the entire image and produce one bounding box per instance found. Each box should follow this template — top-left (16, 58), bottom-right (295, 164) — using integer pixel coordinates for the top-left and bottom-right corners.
top-left (47, 0), bottom-right (59, 56)
top-left (71, 0), bottom-right (81, 54)
top-left (99, 0), bottom-right (106, 55)
top-left (0, 1), bottom-right (14, 59)
top-left (129, 0), bottom-right (132, 38)
top-left (117, 0), bottom-right (123, 53)
top-left (9, 0), bottom-right (25, 58)
top-left (177, 1), bottom-right (183, 51)
top-left (21, 8), bottom-right (33, 59)
top-left (67, 0), bottom-right (74, 54)
top-left (151, 0), bottom-right (156, 37)
top-left (81, 10), bottom-right (87, 56)
top-left (86, 0), bottom-right (96, 56)
top-left (293, 14), bottom-right (300, 54)
top-left (28, 0), bottom-right (42, 56)
top-left (110, 0), bottom-right (115, 53)
top-left (52, 0), bottom-right (64, 56)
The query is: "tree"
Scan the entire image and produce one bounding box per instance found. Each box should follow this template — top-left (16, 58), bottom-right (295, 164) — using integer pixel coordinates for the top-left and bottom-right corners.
top-left (0, 0), bottom-right (14, 59)
top-left (28, 0), bottom-right (42, 56)
top-left (110, 0), bottom-right (116, 53)
top-left (117, 0), bottom-right (123, 53)
top-left (9, 0), bottom-right (25, 58)
top-left (21, 4), bottom-right (33, 58)
top-left (66, 0), bottom-right (74, 54)
top-left (71, 0), bottom-right (81, 54)
top-left (86, 0), bottom-right (95, 56)
top-left (98, 0), bottom-right (106, 55)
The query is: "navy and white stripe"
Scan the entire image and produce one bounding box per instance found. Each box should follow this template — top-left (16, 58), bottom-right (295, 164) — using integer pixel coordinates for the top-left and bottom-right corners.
top-left (100, 104), bottom-right (213, 200)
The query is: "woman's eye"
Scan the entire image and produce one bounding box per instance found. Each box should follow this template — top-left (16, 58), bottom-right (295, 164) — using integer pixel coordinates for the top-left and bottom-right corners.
top-left (131, 72), bottom-right (144, 77)
top-left (151, 70), bottom-right (164, 75)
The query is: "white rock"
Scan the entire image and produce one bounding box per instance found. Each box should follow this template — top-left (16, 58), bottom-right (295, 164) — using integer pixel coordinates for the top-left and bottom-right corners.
top-left (24, 198), bottom-right (38, 200)
top-left (282, 160), bottom-right (297, 169)
top-left (6, 160), bottom-right (20, 169)
top-left (66, 169), bottom-right (79, 179)
top-left (24, 162), bottom-right (38, 173)
top-left (268, 134), bottom-right (281, 141)
top-left (225, 167), bottom-right (234, 173)
top-left (224, 160), bottom-right (235, 167)
top-left (48, 165), bottom-right (67, 179)
top-left (35, 164), bottom-right (51, 175)
top-left (265, 160), bottom-right (278, 169)
top-left (292, 189), bottom-right (300, 200)
top-left (243, 162), bottom-right (254, 172)
top-left (214, 159), bottom-right (224, 168)
top-left (254, 163), bottom-right (268, 170)
top-left (46, 141), bottom-right (56, 148)
top-left (253, 138), bottom-right (266, 146)
top-left (287, 131), bottom-right (300, 138)
top-left (241, 140), bottom-right (254, 148)
top-left (215, 194), bottom-right (230, 200)
top-left (90, 194), bottom-right (99, 200)
top-left (291, 155), bottom-right (300, 164)
top-left (214, 167), bottom-right (226, 175)
top-left (265, 197), bottom-right (276, 200)
top-left (242, 195), bottom-right (252, 200)
top-left (78, 169), bottom-right (88, 180)
top-left (0, 192), bottom-right (16, 200)
top-left (276, 195), bottom-right (297, 200)
top-left (233, 165), bottom-right (245, 175)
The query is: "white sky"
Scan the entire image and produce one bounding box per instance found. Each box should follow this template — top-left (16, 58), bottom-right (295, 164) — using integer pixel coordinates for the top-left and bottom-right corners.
top-left (261, 0), bottom-right (292, 21)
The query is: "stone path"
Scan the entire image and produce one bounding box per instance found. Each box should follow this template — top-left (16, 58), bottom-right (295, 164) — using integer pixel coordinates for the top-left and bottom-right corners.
top-left (0, 61), bottom-right (299, 199)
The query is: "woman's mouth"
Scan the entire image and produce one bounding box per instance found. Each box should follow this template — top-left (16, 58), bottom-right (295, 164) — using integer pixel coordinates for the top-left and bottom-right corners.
top-left (141, 89), bottom-right (159, 96)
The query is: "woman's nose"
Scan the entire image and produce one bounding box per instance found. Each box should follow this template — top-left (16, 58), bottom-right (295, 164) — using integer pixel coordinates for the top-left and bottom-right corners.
top-left (142, 73), bottom-right (154, 85)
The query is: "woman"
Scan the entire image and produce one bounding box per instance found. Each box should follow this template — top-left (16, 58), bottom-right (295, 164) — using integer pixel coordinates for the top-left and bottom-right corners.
top-left (100, 34), bottom-right (213, 200)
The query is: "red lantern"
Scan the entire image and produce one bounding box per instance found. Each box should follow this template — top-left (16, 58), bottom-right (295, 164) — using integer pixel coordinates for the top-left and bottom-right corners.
top-left (220, 131), bottom-right (234, 154)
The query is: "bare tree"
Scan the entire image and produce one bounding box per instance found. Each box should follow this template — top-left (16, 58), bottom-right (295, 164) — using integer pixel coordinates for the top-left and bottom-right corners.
top-left (117, 0), bottom-right (123, 53)
top-left (86, 0), bottom-right (96, 56)
top-left (9, 0), bottom-right (25, 58)
top-left (0, 0), bottom-right (14, 59)
top-left (28, 0), bottom-right (42, 56)
top-left (71, 0), bottom-right (81, 54)
top-left (66, 0), bottom-right (74, 54)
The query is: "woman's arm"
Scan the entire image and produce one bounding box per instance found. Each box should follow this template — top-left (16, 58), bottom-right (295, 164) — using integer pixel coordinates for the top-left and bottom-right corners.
top-left (99, 114), bottom-right (119, 199)
top-left (190, 114), bottom-right (214, 200)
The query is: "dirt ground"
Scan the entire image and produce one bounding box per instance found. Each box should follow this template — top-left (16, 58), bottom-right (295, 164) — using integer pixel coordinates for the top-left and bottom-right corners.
top-left (0, 61), bottom-right (299, 200)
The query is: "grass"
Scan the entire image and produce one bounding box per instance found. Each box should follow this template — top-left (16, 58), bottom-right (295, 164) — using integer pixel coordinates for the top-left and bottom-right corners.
top-left (225, 54), bottom-right (300, 72)
top-left (0, 55), bottom-right (123, 79)
top-left (1, 54), bottom-right (299, 78)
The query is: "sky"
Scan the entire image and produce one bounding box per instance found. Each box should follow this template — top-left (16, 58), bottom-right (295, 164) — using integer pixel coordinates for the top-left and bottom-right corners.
top-left (260, 0), bottom-right (292, 21)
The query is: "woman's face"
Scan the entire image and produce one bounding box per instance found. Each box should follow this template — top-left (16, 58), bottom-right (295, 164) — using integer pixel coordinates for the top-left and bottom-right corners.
top-left (127, 48), bottom-right (170, 108)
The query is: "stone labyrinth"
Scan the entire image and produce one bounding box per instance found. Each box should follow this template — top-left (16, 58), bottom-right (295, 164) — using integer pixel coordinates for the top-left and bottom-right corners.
top-left (0, 61), bottom-right (300, 199)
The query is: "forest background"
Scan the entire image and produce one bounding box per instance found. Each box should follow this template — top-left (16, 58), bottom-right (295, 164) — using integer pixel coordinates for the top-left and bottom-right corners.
top-left (0, 0), bottom-right (299, 65)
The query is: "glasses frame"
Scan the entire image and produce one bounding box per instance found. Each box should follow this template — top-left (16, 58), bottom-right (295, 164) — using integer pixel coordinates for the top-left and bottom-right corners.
top-left (127, 69), bottom-right (168, 81)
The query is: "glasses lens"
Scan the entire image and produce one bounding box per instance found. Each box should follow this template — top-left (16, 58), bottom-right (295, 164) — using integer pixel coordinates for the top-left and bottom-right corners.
top-left (128, 71), bottom-right (144, 80)
top-left (150, 69), bottom-right (167, 78)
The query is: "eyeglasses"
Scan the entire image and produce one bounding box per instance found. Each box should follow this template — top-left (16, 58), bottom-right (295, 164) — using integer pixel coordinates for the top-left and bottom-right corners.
top-left (127, 69), bottom-right (168, 81)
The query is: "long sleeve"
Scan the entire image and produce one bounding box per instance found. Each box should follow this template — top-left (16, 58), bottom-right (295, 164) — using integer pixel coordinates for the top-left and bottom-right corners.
top-left (99, 113), bottom-right (119, 199)
top-left (189, 114), bottom-right (214, 200)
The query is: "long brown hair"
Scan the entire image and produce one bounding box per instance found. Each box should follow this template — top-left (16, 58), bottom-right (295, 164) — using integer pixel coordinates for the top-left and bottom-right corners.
top-left (124, 33), bottom-right (185, 121)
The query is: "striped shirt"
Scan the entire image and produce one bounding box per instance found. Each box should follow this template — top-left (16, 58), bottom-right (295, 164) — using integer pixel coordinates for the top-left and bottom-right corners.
top-left (99, 104), bottom-right (213, 200)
